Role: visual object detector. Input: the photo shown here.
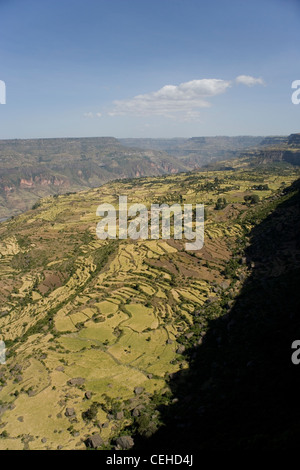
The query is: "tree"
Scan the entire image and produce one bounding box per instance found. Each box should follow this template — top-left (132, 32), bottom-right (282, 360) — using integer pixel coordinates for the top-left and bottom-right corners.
top-left (215, 197), bottom-right (227, 210)
top-left (244, 194), bottom-right (260, 205)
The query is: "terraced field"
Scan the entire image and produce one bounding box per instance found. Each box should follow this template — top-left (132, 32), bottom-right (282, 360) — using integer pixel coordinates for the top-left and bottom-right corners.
top-left (0, 163), bottom-right (299, 449)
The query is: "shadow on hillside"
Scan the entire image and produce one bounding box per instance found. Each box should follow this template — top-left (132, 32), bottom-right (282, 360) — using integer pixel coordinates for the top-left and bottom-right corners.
top-left (136, 179), bottom-right (300, 450)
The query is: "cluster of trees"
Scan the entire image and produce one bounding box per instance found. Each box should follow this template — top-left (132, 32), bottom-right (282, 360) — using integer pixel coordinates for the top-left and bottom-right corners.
top-left (198, 180), bottom-right (219, 192)
top-left (244, 194), bottom-right (260, 205)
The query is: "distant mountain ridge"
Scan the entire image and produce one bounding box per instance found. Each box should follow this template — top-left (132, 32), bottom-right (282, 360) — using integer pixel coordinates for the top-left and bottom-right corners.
top-left (121, 136), bottom-right (265, 166)
top-left (0, 134), bottom-right (299, 219)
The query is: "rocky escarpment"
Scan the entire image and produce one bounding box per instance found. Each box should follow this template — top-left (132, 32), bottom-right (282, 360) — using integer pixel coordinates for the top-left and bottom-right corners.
top-left (288, 133), bottom-right (300, 147)
top-left (260, 136), bottom-right (289, 146)
top-left (243, 133), bottom-right (300, 167)
top-left (247, 149), bottom-right (300, 166)
top-left (283, 150), bottom-right (300, 165)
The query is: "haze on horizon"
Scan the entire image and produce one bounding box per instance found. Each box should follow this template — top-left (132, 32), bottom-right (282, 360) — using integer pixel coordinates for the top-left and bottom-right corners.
top-left (0, 0), bottom-right (299, 139)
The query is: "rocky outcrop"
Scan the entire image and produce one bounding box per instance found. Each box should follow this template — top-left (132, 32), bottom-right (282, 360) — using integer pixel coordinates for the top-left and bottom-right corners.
top-left (242, 133), bottom-right (300, 167)
top-left (67, 377), bottom-right (85, 386)
top-left (85, 434), bottom-right (104, 449)
top-left (115, 435), bottom-right (134, 450)
top-left (64, 408), bottom-right (76, 417)
top-left (253, 149), bottom-right (300, 166)
top-left (288, 133), bottom-right (300, 146)
top-left (260, 136), bottom-right (288, 146)
top-left (283, 150), bottom-right (300, 165)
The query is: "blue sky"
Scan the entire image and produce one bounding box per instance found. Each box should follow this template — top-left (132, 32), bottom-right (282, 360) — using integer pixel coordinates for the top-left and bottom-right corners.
top-left (0, 0), bottom-right (299, 138)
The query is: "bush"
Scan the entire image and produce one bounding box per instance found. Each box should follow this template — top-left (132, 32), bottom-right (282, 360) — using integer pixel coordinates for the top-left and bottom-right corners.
top-left (31, 200), bottom-right (41, 210)
top-left (82, 402), bottom-right (99, 421)
top-left (244, 194), bottom-right (260, 205)
top-left (215, 197), bottom-right (227, 210)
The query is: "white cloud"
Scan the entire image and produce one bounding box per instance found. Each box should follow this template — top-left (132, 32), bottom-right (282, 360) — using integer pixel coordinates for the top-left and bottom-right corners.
top-left (235, 75), bottom-right (265, 87)
top-left (109, 79), bottom-right (232, 120)
top-left (104, 75), bottom-right (265, 121)
top-left (83, 112), bottom-right (102, 118)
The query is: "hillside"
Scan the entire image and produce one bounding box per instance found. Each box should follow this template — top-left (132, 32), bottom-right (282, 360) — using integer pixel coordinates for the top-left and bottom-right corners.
top-left (136, 177), bottom-right (300, 450)
top-left (0, 137), bottom-right (184, 220)
top-left (0, 161), bottom-right (299, 449)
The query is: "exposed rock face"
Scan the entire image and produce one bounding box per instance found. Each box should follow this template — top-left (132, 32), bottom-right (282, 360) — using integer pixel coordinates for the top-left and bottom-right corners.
top-left (260, 136), bottom-right (288, 146)
top-left (19, 176), bottom-right (66, 188)
top-left (176, 345), bottom-right (185, 354)
top-left (132, 404), bottom-right (145, 417)
top-left (258, 149), bottom-right (300, 166)
top-left (244, 133), bottom-right (300, 167)
top-left (65, 408), bottom-right (76, 417)
top-left (115, 411), bottom-right (124, 420)
top-left (115, 435), bottom-right (134, 450)
top-left (67, 377), bottom-right (85, 386)
top-left (85, 434), bottom-right (104, 449)
top-left (255, 150), bottom-right (285, 163)
top-left (283, 150), bottom-right (300, 165)
top-left (288, 133), bottom-right (300, 146)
